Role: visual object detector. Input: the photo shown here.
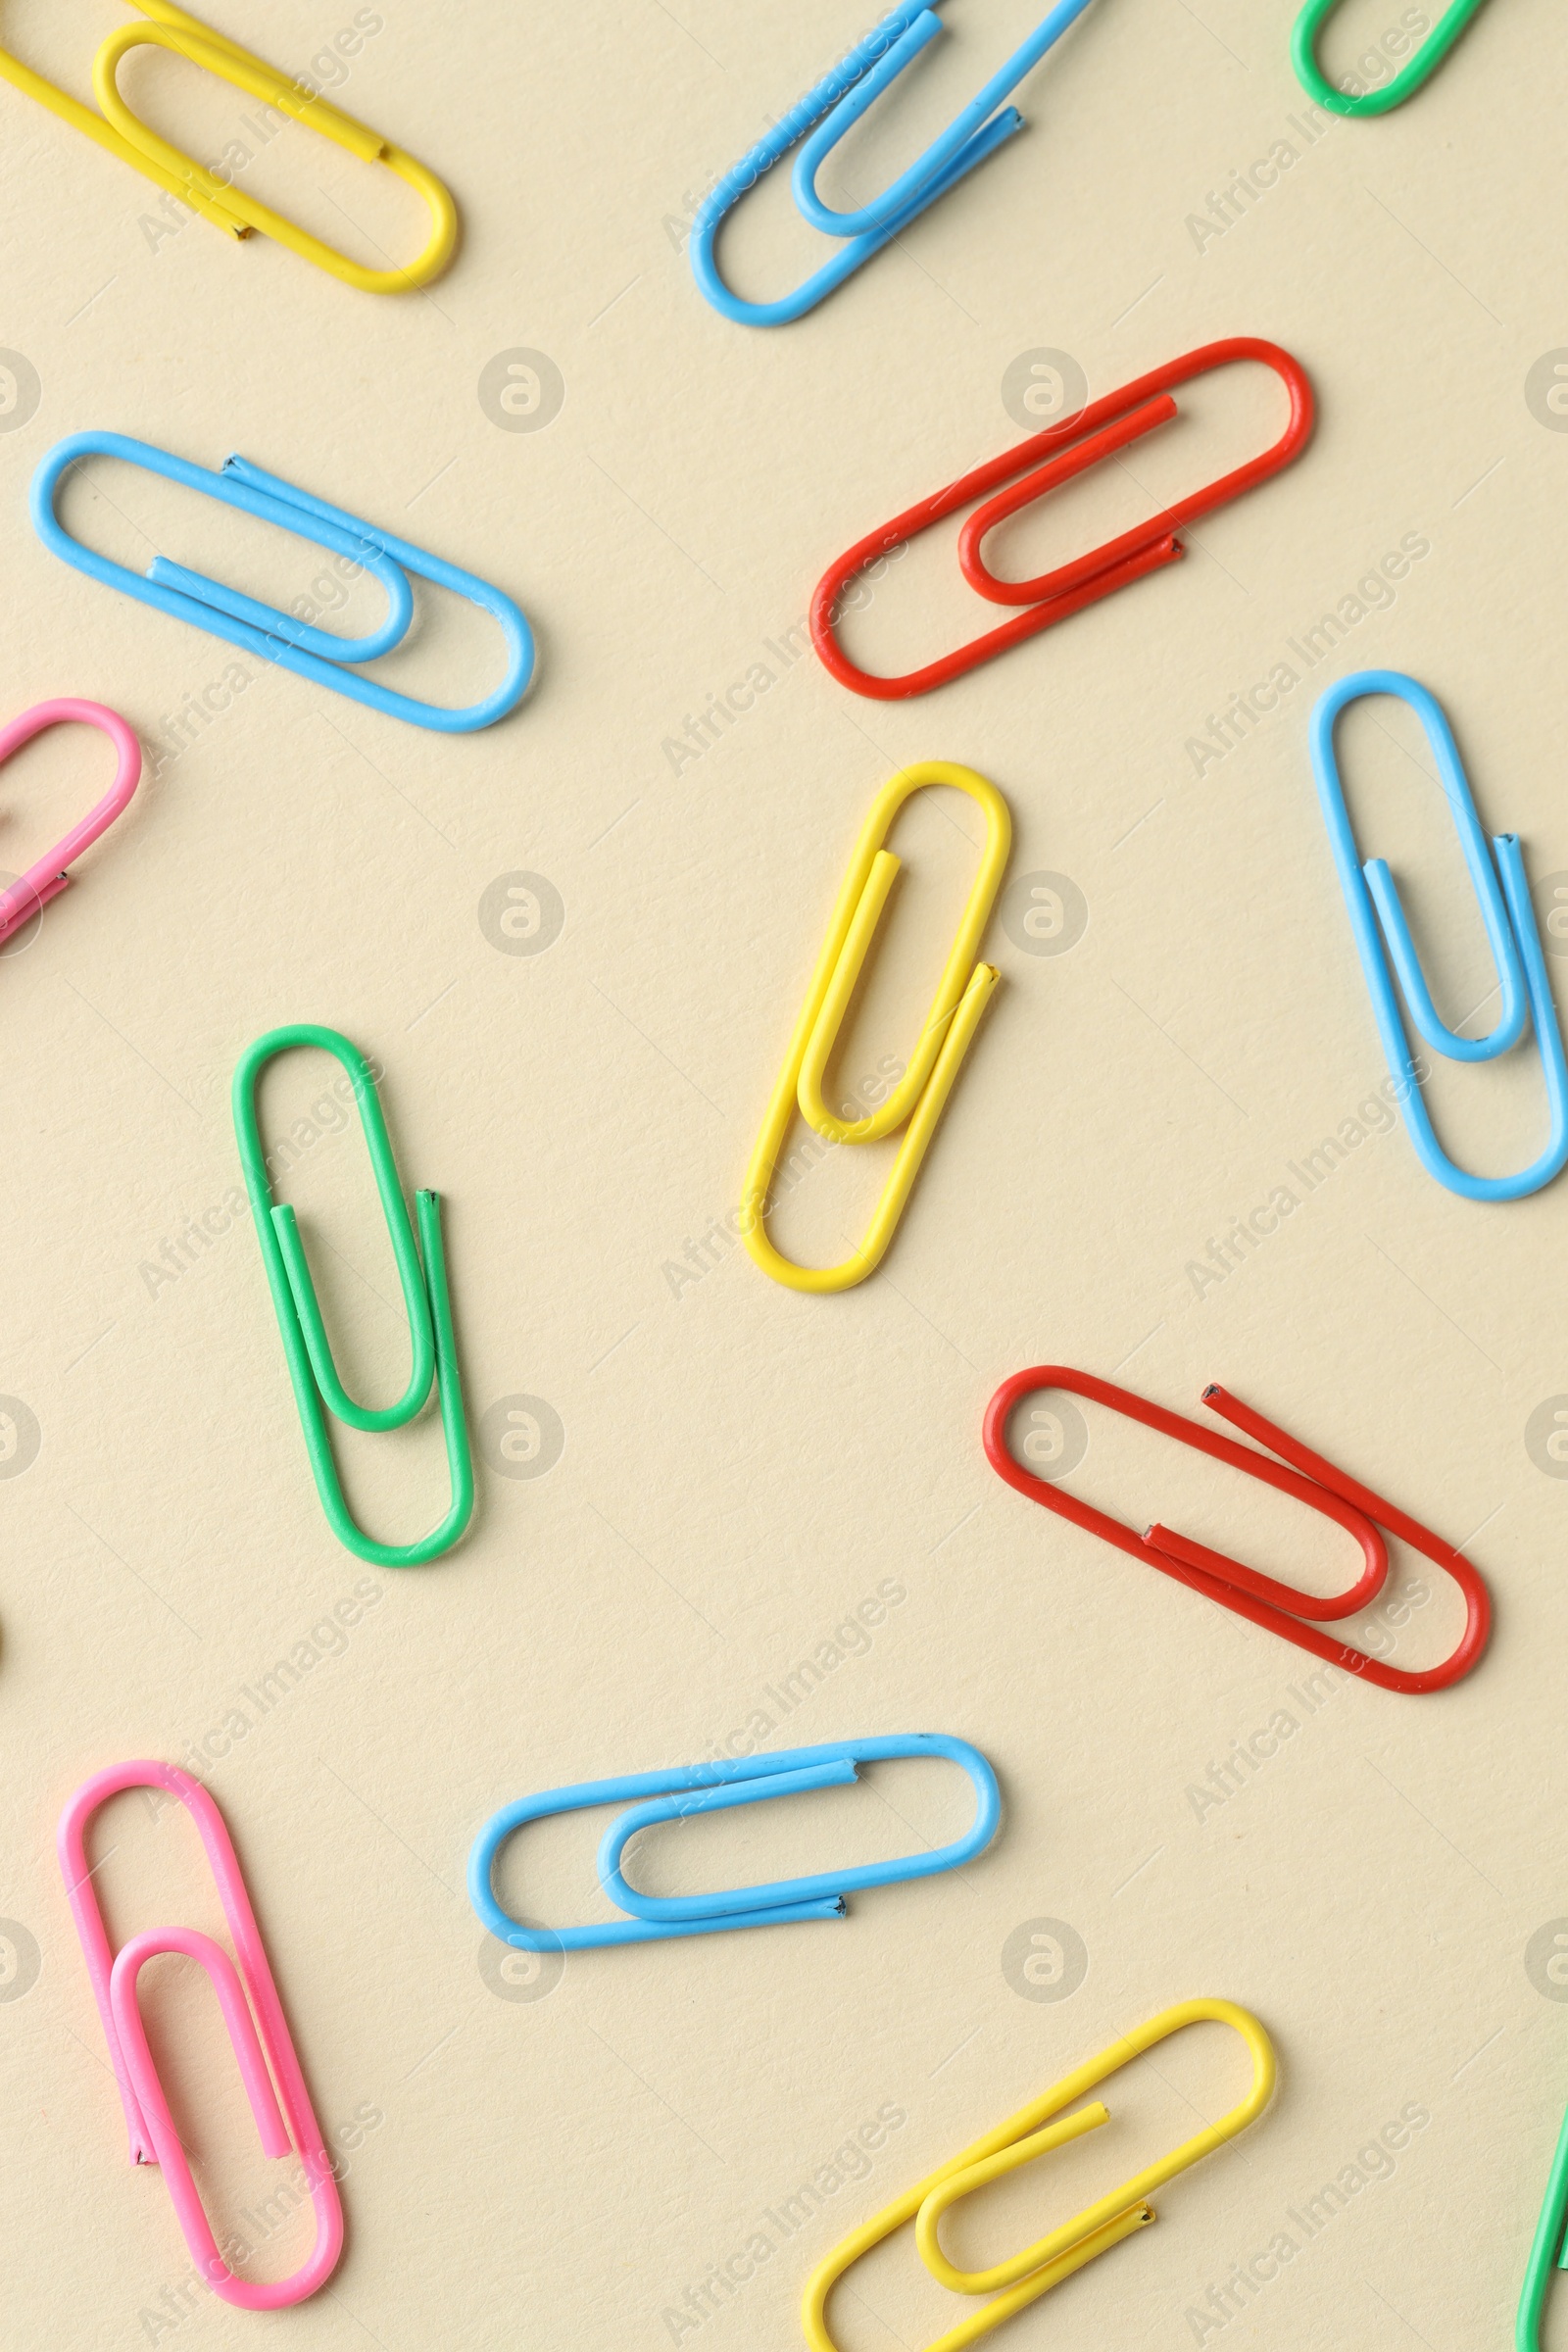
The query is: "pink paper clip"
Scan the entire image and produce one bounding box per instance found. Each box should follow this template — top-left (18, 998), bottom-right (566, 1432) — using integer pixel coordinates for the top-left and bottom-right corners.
top-left (59, 1761), bottom-right (343, 2311)
top-left (0, 698), bottom-right (140, 948)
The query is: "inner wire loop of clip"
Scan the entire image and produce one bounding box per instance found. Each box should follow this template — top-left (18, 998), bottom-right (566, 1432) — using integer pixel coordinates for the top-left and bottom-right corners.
top-left (802, 1998), bottom-right (1275, 2352)
top-left (59, 1760), bottom-right (343, 2311)
top-left (809, 338), bottom-right (1313, 699)
top-left (983, 1367), bottom-right (1491, 1694)
top-left (740, 760), bottom-right (1010, 1293)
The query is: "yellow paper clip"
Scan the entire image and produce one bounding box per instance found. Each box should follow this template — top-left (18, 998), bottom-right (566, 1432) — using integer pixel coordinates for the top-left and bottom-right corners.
top-left (802, 1998), bottom-right (1276, 2352)
top-left (741, 760), bottom-right (1010, 1294)
top-left (0, 2), bottom-right (457, 293)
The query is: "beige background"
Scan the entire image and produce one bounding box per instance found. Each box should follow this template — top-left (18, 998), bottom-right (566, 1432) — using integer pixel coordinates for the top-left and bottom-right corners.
top-left (0, 0), bottom-right (1564, 2346)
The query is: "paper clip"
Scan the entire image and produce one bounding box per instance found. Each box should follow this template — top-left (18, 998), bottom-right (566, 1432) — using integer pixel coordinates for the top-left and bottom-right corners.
top-left (232, 1024), bottom-right (474, 1569)
top-left (59, 1760), bottom-right (343, 2310)
top-left (1520, 2069), bottom-right (1568, 2352)
top-left (691, 0), bottom-right (1099, 327)
top-left (0, 699), bottom-right (140, 949)
top-left (32, 432), bottom-right (534, 734)
top-left (803, 1997), bottom-right (1275, 2352)
top-left (1310, 669), bottom-right (1568, 1201)
top-left (470, 1734), bottom-right (1001, 1953)
top-left (740, 761), bottom-right (1010, 1293)
top-left (0, 2), bottom-right (456, 292)
top-left (810, 338), bottom-right (1313, 699)
top-left (1292, 0), bottom-right (1491, 115)
top-left (984, 1367), bottom-right (1491, 1694)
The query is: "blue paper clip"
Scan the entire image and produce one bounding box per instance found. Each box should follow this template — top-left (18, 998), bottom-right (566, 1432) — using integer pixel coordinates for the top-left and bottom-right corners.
top-left (691, 0), bottom-right (1099, 327)
top-left (31, 432), bottom-right (534, 735)
top-left (469, 1734), bottom-right (1001, 1951)
top-left (1309, 669), bottom-right (1568, 1202)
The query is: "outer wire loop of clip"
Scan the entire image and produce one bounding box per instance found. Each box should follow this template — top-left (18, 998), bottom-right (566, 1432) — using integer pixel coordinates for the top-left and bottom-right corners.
top-left (802, 1998), bottom-right (1275, 2352)
top-left (31, 432), bottom-right (534, 734)
top-left (468, 1734), bottom-right (1002, 1952)
top-left (691, 0), bottom-right (1098, 326)
top-left (1309, 668), bottom-right (1568, 1201)
top-left (1291, 0), bottom-right (1491, 116)
top-left (809, 339), bottom-right (1313, 698)
top-left (983, 1366), bottom-right (1491, 1695)
top-left (232, 1022), bottom-right (474, 1567)
top-left (0, 1), bottom-right (457, 290)
top-left (740, 760), bottom-right (1010, 1293)
top-left (58, 1760), bottom-right (343, 2310)
top-left (0, 699), bottom-right (140, 948)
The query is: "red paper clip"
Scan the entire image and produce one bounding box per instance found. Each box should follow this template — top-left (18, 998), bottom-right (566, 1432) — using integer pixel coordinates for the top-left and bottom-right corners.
top-left (810, 338), bottom-right (1313, 701)
top-left (982, 1368), bottom-right (1490, 1695)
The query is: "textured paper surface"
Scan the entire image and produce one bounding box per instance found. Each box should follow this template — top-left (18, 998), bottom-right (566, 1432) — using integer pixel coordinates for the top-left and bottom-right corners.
top-left (0, 2), bottom-right (1564, 2346)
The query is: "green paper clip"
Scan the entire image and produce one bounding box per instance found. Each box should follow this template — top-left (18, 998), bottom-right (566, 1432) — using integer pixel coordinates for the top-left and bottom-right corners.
top-left (1520, 2084), bottom-right (1568, 2351)
top-left (1291, 0), bottom-right (1491, 115)
top-left (232, 1023), bottom-right (473, 1568)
